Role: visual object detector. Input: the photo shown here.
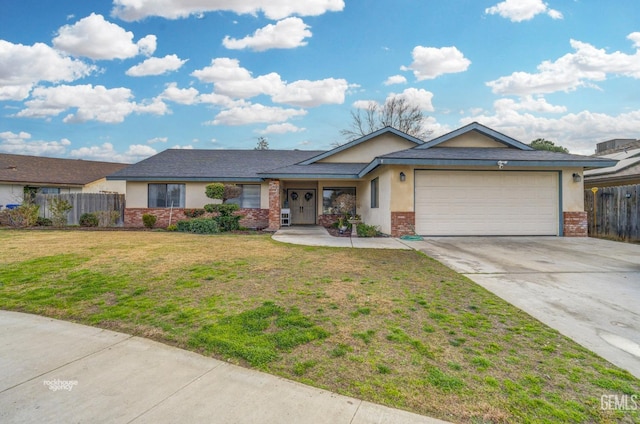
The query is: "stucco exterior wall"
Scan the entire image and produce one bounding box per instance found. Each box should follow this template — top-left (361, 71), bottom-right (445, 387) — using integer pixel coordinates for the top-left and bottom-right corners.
top-left (83, 178), bottom-right (126, 194)
top-left (125, 181), bottom-right (270, 209)
top-left (319, 134), bottom-right (417, 163)
top-left (562, 168), bottom-right (585, 212)
top-left (436, 132), bottom-right (508, 148)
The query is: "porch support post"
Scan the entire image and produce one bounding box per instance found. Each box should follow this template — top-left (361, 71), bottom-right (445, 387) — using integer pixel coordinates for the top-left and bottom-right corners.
top-left (266, 179), bottom-right (281, 232)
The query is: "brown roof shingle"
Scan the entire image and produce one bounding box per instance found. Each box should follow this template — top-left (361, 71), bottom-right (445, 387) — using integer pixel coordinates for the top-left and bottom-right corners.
top-left (0, 153), bottom-right (129, 186)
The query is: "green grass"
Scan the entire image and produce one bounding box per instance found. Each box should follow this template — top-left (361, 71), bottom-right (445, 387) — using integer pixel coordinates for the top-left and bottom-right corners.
top-left (0, 229), bottom-right (638, 423)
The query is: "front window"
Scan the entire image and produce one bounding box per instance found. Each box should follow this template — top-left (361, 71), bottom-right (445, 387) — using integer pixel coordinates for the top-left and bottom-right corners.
top-left (371, 178), bottom-right (379, 208)
top-left (323, 187), bottom-right (356, 214)
top-left (148, 184), bottom-right (185, 208)
top-left (227, 184), bottom-right (261, 208)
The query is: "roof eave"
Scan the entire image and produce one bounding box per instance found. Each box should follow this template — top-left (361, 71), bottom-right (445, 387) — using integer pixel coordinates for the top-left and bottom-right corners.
top-left (417, 122), bottom-right (534, 150)
top-left (357, 158), bottom-right (616, 177)
top-left (258, 173), bottom-right (360, 179)
top-left (106, 176), bottom-right (265, 182)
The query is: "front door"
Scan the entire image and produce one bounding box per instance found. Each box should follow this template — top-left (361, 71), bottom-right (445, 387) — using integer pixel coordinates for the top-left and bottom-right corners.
top-left (288, 189), bottom-right (316, 225)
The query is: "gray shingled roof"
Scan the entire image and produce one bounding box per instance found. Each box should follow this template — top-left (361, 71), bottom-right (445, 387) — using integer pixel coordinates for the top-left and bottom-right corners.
top-left (258, 162), bottom-right (367, 179)
top-left (379, 147), bottom-right (617, 166)
top-left (108, 149), bottom-right (323, 181)
top-left (0, 153), bottom-right (129, 186)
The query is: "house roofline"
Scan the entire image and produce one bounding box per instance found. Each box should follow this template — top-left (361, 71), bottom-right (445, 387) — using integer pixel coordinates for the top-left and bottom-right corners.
top-left (358, 157), bottom-right (617, 177)
top-left (299, 126), bottom-right (424, 165)
top-left (106, 176), bottom-right (264, 182)
top-left (417, 122), bottom-right (534, 150)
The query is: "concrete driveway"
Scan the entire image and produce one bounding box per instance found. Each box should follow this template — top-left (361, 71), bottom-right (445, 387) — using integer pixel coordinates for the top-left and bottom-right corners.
top-left (412, 237), bottom-right (640, 378)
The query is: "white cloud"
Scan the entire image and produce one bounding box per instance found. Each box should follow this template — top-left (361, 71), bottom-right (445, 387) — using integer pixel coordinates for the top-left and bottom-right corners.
top-left (210, 103), bottom-right (307, 125)
top-left (52, 13), bottom-right (156, 60)
top-left (147, 137), bottom-right (168, 144)
top-left (352, 99), bottom-right (377, 109)
top-left (15, 84), bottom-right (166, 123)
top-left (0, 40), bottom-right (96, 101)
top-left (69, 142), bottom-right (157, 163)
top-left (258, 123), bottom-right (305, 134)
top-left (485, 0), bottom-right (562, 22)
top-left (160, 83), bottom-right (200, 105)
top-left (401, 46), bottom-right (471, 80)
top-left (460, 108), bottom-right (640, 154)
top-left (384, 75), bottom-right (407, 86)
top-left (0, 131), bottom-right (71, 156)
top-left (494, 95), bottom-right (567, 113)
top-left (486, 34), bottom-right (640, 96)
top-left (126, 54), bottom-right (187, 77)
top-left (223, 17), bottom-right (312, 51)
top-left (112, 0), bottom-right (345, 21)
top-left (192, 58), bottom-right (350, 107)
top-left (390, 88), bottom-right (434, 112)
top-left (271, 78), bottom-right (349, 107)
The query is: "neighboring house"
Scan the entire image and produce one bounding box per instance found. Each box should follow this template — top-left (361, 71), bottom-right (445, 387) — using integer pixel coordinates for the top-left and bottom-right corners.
top-left (107, 122), bottom-right (615, 237)
top-left (584, 139), bottom-right (640, 188)
top-left (0, 153), bottom-right (129, 208)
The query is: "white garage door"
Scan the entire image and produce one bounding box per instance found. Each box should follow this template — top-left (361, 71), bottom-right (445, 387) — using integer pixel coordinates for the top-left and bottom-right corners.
top-left (415, 170), bottom-right (559, 236)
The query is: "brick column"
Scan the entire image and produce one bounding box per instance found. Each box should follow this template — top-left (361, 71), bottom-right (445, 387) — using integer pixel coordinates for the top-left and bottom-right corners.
top-left (563, 211), bottom-right (588, 237)
top-left (391, 211), bottom-right (415, 237)
top-left (266, 180), bottom-right (281, 232)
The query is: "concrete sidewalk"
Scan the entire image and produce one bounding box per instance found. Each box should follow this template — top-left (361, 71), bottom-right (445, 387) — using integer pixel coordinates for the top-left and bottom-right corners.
top-left (0, 311), bottom-right (450, 424)
top-left (273, 226), bottom-right (412, 250)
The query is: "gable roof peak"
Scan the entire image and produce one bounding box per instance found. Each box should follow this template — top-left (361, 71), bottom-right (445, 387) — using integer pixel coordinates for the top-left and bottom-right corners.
top-left (300, 126), bottom-right (425, 165)
top-left (416, 121), bottom-right (534, 151)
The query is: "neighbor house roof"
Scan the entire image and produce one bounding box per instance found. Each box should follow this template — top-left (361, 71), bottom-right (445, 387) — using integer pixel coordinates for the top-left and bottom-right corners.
top-left (584, 147), bottom-right (640, 184)
top-left (0, 153), bottom-right (129, 186)
top-left (107, 149), bottom-right (323, 182)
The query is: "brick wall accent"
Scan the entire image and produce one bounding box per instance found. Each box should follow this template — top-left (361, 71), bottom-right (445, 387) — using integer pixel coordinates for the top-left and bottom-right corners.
top-left (266, 180), bottom-right (281, 232)
top-left (391, 211), bottom-right (415, 237)
top-left (125, 208), bottom-right (187, 228)
top-left (124, 207), bottom-right (268, 229)
top-left (563, 211), bottom-right (588, 237)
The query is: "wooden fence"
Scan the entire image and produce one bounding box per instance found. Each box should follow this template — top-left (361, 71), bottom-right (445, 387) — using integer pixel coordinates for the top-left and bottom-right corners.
top-left (584, 184), bottom-right (640, 242)
top-left (36, 193), bottom-right (125, 226)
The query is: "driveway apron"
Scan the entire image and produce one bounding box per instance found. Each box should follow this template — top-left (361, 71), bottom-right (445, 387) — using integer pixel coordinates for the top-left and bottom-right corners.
top-left (413, 236), bottom-right (640, 379)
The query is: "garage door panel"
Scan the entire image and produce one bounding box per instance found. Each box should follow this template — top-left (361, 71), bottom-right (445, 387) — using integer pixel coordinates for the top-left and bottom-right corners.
top-left (415, 171), bottom-right (558, 236)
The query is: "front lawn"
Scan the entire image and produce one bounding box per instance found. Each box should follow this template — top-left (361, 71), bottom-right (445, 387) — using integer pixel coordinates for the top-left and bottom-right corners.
top-left (0, 230), bottom-right (637, 423)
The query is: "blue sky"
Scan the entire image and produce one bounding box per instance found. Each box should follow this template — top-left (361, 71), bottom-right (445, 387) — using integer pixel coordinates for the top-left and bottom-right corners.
top-left (1, 0), bottom-right (639, 162)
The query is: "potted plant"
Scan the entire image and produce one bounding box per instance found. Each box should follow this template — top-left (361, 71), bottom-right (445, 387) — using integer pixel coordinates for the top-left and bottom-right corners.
top-left (333, 193), bottom-right (356, 234)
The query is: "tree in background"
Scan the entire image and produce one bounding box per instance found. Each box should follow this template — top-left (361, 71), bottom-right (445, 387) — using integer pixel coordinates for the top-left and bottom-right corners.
top-left (341, 96), bottom-right (432, 141)
top-left (529, 138), bottom-right (569, 153)
top-left (254, 137), bottom-right (269, 150)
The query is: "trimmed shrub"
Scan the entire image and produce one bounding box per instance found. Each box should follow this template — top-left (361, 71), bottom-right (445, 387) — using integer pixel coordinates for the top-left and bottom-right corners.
top-left (216, 215), bottom-right (241, 232)
top-left (184, 208), bottom-right (205, 218)
top-left (36, 217), bottom-right (52, 226)
top-left (166, 224), bottom-right (177, 231)
top-left (356, 223), bottom-right (380, 237)
top-left (142, 213), bottom-right (157, 229)
top-left (79, 212), bottom-right (99, 227)
top-left (205, 183), bottom-right (224, 200)
top-left (176, 218), bottom-right (219, 234)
